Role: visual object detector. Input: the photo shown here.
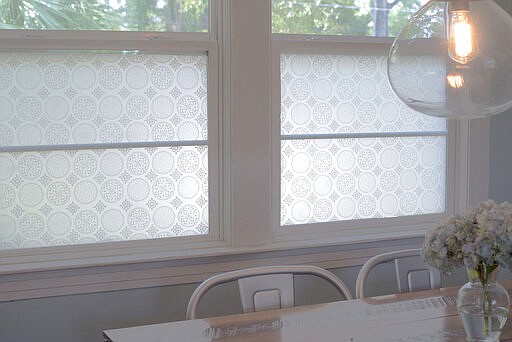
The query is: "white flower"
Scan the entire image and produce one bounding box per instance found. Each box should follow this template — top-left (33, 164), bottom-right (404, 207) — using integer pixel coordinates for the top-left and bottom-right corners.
top-left (422, 200), bottom-right (512, 275)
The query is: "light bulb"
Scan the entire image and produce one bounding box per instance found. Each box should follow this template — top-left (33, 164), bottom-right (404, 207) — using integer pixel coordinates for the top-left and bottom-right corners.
top-left (448, 7), bottom-right (477, 64)
top-left (388, 0), bottom-right (512, 119)
top-left (447, 73), bottom-right (464, 89)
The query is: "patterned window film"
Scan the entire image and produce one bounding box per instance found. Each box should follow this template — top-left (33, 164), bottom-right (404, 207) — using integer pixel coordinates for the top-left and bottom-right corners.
top-left (280, 54), bottom-right (446, 226)
top-left (0, 52), bottom-right (208, 250)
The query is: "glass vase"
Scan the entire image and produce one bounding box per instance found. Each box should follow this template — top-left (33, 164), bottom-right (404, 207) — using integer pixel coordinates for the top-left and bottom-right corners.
top-left (456, 265), bottom-right (510, 342)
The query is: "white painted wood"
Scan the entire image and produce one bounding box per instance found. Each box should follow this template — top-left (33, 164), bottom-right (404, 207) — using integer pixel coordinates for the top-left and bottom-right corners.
top-left (0, 238), bottom-right (422, 302)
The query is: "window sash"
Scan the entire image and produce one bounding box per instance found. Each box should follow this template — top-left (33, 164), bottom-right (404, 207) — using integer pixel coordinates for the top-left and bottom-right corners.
top-left (271, 37), bottom-right (461, 242)
top-left (0, 12), bottom-right (223, 262)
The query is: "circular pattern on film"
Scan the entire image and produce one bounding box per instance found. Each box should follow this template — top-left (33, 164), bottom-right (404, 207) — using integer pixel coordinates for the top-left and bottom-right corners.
top-left (0, 96), bottom-right (13, 121)
top-left (126, 95), bottom-right (149, 119)
top-left (0, 184), bottom-right (15, 208)
top-left (74, 180), bottom-right (98, 204)
top-left (99, 122), bottom-right (123, 143)
top-left (101, 209), bottom-right (125, 233)
top-left (46, 154), bottom-right (70, 178)
top-left (152, 177), bottom-right (175, 200)
top-left (73, 153), bottom-right (98, 178)
top-left (126, 65), bottom-right (149, 90)
top-left (17, 154), bottom-right (43, 180)
top-left (177, 150), bottom-right (199, 173)
top-left (19, 182), bottom-right (44, 207)
top-left (177, 66), bottom-right (199, 89)
top-left (44, 64), bottom-right (69, 89)
top-left (0, 155), bottom-right (14, 180)
top-left (45, 96), bottom-right (69, 121)
top-left (177, 95), bottom-right (199, 119)
top-left (47, 212), bottom-right (72, 236)
top-left (19, 213), bottom-right (44, 238)
top-left (47, 181), bottom-right (72, 206)
top-left (151, 121), bottom-right (174, 141)
top-left (0, 125), bottom-right (13, 146)
top-left (151, 65), bottom-right (174, 89)
top-left (16, 65), bottom-right (41, 90)
top-left (72, 96), bottom-right (97, 121)
top-left (0, 64), bottom-right (13, 89)
top-left (72, 65), bottom-right (96, 90)
top-left (75, 210), bottom-right (99, 234)
top-left (45, 123), bottom-right (70, 145)
top-left (99, 151), bottom-right (124, 176)
top-left (17, 96), bottom-right (42, 121)
top-left (127, 207), bottom-right (150, 231)
top-left (126, 151), bottom-right (149, 176)
top-left (0, 215), bottom-right (16, 239)
top-left (99, 64), bottom-right (122, 89)
top-left (178, 204), bottom-right (200, 228)
top-left (17, 124), bottom-right (43, 145)
top-left (100, 179), bottom-right (124, 203)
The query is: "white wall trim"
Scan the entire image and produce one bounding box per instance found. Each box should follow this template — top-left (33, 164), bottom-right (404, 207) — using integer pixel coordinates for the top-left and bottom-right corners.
top-left (0, 236), bottom-right (423, 302)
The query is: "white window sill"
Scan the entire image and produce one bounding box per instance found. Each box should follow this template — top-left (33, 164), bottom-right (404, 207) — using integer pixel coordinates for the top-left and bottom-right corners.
top-left (0, 233), bottom-right (425, 303)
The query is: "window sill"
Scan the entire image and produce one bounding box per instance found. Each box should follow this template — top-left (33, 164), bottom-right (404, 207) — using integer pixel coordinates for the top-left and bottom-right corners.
top-left (0, 234), bottom-right (425, 303)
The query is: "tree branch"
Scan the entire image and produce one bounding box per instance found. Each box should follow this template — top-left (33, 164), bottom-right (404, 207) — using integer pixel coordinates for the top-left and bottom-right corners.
top-left (387, 0), bottom-right (401, 9)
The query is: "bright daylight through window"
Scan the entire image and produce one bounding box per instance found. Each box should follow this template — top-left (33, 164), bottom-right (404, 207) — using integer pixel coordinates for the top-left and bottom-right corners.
top-left (273, 0), bottom-right (447, 226)
top-left (0, 0), bottom-right (210, 250)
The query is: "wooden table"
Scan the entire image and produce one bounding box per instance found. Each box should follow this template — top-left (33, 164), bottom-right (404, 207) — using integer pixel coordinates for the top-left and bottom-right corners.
top-left (103, 282), bottom-right (512, 342)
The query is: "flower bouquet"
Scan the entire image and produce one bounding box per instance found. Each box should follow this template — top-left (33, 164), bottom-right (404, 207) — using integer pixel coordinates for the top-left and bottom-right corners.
top-left (423, 200), bottom-right (512, 341)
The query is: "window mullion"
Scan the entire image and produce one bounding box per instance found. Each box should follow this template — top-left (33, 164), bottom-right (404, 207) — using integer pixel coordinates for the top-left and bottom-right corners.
top-left (228, 0), bottom-right (273, 247)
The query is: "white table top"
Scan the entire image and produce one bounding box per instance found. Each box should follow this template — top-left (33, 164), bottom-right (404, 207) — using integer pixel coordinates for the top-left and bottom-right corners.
top-left (103, 282), bottom-right (512, 342)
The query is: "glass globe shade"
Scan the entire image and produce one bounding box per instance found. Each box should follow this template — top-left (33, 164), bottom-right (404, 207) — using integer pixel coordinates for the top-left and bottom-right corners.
top-left (388, 0), bottom-right (512, 119)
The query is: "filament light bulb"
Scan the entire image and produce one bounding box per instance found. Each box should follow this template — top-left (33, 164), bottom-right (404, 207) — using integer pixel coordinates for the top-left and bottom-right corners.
top-left (447, 73), bottom-right (465, 89)
top-left (387, 0), bottom-right (512, 119)
top-left (448, 7), bottom-right (478, 64)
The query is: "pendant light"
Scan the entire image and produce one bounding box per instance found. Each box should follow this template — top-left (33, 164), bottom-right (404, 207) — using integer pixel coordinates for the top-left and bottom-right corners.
top-left (388, 0), bottom-right (512, 119)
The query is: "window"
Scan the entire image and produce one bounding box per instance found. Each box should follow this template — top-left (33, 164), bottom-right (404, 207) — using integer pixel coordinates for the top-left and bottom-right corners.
top-left (272, 0), bottom-right (430, 37)
top-left (0, 1), bottom-right (484, 279)
top-left (272, 0), bottom-right (460, 237)
top-left (280, 53), bottom-right (446, 226)
top-left (0, 0), bottom-right (209, 32)
top-left (0, 1), bottom-right (218, 251)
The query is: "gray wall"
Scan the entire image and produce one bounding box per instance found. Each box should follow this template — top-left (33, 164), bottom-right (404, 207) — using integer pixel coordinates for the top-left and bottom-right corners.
top-left (490, 109), bottom-right (512, 203)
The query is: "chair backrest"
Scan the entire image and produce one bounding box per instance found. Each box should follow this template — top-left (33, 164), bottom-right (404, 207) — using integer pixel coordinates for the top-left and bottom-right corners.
top-left (186, 264), bottom-right (352, 320)
top-left (355, 248), bottom-right (441, 299)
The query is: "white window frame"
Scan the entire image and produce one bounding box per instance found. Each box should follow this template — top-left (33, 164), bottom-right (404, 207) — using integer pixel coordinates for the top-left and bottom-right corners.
top-left (0, 0), bottom-right (490, 301)
top-left (0, 2), bottom-right (224, 273)
top-left (270, 34), bottom-right (466, 247)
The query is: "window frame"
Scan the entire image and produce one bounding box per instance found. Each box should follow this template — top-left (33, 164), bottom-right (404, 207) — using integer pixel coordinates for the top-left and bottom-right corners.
top-left (270, 34), bottom-right (464, 247)
top-left (0, 3), bottom-right (225, 273)
top-left (0, 0), bottom-right (489, 293)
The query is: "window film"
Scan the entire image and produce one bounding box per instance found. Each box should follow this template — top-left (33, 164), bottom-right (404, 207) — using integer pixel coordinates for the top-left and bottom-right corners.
top-left (280, 53), bottom-right (446, 226)
top-left (0, 51), bottom-right (208, 249)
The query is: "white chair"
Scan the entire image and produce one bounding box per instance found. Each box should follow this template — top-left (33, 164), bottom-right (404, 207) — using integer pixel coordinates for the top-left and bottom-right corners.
top-left (186, 264), bottom-right (352, 319)
top-left (355, 248), bottom-right (441, 299)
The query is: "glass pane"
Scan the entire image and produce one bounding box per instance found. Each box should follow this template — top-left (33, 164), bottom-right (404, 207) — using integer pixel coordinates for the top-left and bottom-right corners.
top-left (0, 51), bottom-right (207, 147)
top-left (0, 0), bottom-right (208, 32)
top-left (0, 146), bottom-right (208, 250)
top-left (281, 137), bottom-right (446, 225)
top-left (0, 49), bottom-right (209, 249)
top-left (272, 0), bottom-right (429, 37)
top-left (280, 53), bottom-right (446, 136)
